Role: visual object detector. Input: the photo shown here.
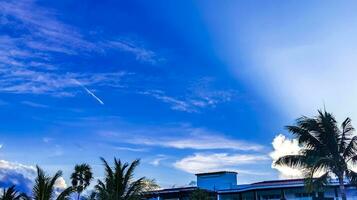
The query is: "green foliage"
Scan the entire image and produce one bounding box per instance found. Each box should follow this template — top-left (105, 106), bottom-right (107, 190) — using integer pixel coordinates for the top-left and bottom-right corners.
top-left (0, 185), bottom-right (26, 200)
top-left (141, 179), bottom-right (160, 192)
top-left (71, 163), bottom-right (93, 200)
top-left (189, 189), bottom-right (210, 200)
top-left (94, 157), bottom-right (145, 200)
top-left (1, 156), bottom-right (160, 200)
top-left (29, 166), bottom-right (74, 200)
top-left (274, 110), bottom-right (357, 200)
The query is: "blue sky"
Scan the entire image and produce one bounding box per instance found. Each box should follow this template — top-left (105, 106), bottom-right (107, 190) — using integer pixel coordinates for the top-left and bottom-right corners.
top-left (1, 0), bottom-right (357, 192)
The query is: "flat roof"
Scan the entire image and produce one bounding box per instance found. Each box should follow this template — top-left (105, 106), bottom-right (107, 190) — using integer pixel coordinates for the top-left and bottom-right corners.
top-left (195, 171), bottom-right (238, 176)
top-left (145, 187), bottom-right (197, 194)
top-left (251, 178), bottom-right (304, 186)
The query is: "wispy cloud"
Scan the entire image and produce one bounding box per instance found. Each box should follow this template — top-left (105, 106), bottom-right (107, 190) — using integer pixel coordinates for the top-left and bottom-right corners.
top-left (101, 126), bottom-right (264, 151)
top-left (105, 39), bottom-right (161, 64)
top-left (174, 153), bottom-right (269, 174)
top-left (140, 87), bottom-right (234, 113)
top-left (111, 146), bottom-right (147, 152)
top-left (0, 68), bottom-right (127, 97)
top-left (140, 90), bottom-right (195, 112)
top-left (21, 101), bottom-right (49, 108)
top-left (0, 0), bottom-right (160, 101)
top-left (149, 155), bottom-right (169, 166)
top-left (42, 137), bottom-right (53, 143)
top-left (131, 134), bottom-right (263, 151)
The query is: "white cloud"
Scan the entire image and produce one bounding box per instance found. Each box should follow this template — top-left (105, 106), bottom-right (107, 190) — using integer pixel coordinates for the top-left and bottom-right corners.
top-left (0, 160), bottom-right (36, 178)
top-left (269, 134), bottom-right (303, 179)
top-left (140, 82), bottom-right (234, 113)
top-left (140, 90), bottom-right (196, 112)
top-left (128, 128), bottom-right (264, 151)
top-left (150, 155), bottom-right (168, 166)
top-left (54, 176), bottom-right (67, 189)
top-left (0, 160), bottom-right (68, 193)
top-left (21, 101), bottom-right (49, 108)
top-left (174, 153), bottom-right (269, 174)
top-left (112, 146), bottom-right (147, 152)
top-left (0, 160), bottom-right (36, 193)
top-left (106, 39), bottom-right (160, 64)
top-left (0, 0), bottom-right (159, 101)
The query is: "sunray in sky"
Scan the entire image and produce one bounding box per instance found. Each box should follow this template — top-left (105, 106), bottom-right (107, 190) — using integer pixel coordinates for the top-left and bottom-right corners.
top-left (1, 0), bottom-right (357, 192)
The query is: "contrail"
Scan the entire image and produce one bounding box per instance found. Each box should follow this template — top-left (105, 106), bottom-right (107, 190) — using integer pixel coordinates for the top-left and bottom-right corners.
top-left (72, 79), bottom-right (104, 105)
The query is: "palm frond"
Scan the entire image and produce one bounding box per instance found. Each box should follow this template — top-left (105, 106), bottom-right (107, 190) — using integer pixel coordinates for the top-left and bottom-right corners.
top-left (286, 125), bottom-right (321, 150)
top-left (304, 172), bottom-right (329, 193)
top-left (340, 118), bottom-right (354, 153)
top-left (56, 187), bottom-right (74, 200)
top-left (274, 155), bottom-right (308, 168)
top-left (344, 136), bottom-right (357, 160)
top-left (123, 159), bottom-right (140, 193)
top-left (124, 177), bottom-right (145, 200)
top-left (95, 158), bottom-right (145, 200)
top-left (0, 185), bottom-right (25, 200)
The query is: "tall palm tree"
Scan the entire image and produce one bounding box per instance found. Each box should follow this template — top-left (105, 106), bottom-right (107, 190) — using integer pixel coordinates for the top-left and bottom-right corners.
top-left (71, 164), bottom-right (93, 200)
top-left (0, 185), bottom-right (26, 200)
top-left (275, 110), bottom-right (357, 200)
top-left (95, 157), bottom-right (145, 200)
top-left (27, 166), bottom-right (74, 200)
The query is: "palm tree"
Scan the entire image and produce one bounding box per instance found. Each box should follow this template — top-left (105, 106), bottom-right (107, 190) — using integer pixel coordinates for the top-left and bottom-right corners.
top-left (0, 185), bottom-right (26, 200)
top-left (95, 157), bottom-right (145, 200)
top-left (27, 166), bottom-right (74, 200)
top-left (274, 110), bottom-right (357, 200)
top-left (71, 164), bottom-right (93, 200)
top-left (141, 179), bottom-right (160, 192)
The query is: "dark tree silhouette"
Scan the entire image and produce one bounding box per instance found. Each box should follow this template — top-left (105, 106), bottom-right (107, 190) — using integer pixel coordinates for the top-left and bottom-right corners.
top-left (24, 166), bottom-right (74, 200)
top-left (275, 110), bottom-right (357, 200)
top-left (95, 158), bottom-right (145, 200)
top-left (71, 164), bottom-right (93, 200)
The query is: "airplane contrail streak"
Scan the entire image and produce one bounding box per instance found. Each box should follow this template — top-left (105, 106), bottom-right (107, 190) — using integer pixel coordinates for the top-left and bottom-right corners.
top-left (72, 79), bottom-right (104, 105)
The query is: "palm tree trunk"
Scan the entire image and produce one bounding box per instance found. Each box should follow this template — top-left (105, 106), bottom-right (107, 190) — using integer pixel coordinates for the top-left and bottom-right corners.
top-left (77, 192), bottom-right (81, 200)
top-left (338, 175), bottom-right (347, 200)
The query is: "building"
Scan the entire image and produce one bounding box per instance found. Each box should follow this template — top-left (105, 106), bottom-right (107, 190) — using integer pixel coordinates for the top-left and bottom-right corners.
top-left (144, 171), bottom-right (357, 200)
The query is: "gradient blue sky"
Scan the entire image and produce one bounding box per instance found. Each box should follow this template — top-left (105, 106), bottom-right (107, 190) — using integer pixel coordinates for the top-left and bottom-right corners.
top-left (1, 0), bottom-right (357, 191)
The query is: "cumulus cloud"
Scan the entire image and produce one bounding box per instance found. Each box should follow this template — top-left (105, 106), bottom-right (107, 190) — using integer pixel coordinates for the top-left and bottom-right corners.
top-left (270, 134), bottom-right (303, 179)
top-left (174, 153), bottom-right (269, 174)
top-left (54, 176), bottom-right (67, 189)
top-left (0, 160), bottom-right (68, 194)
top-left (0, 160), bottom-right (36, 193)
